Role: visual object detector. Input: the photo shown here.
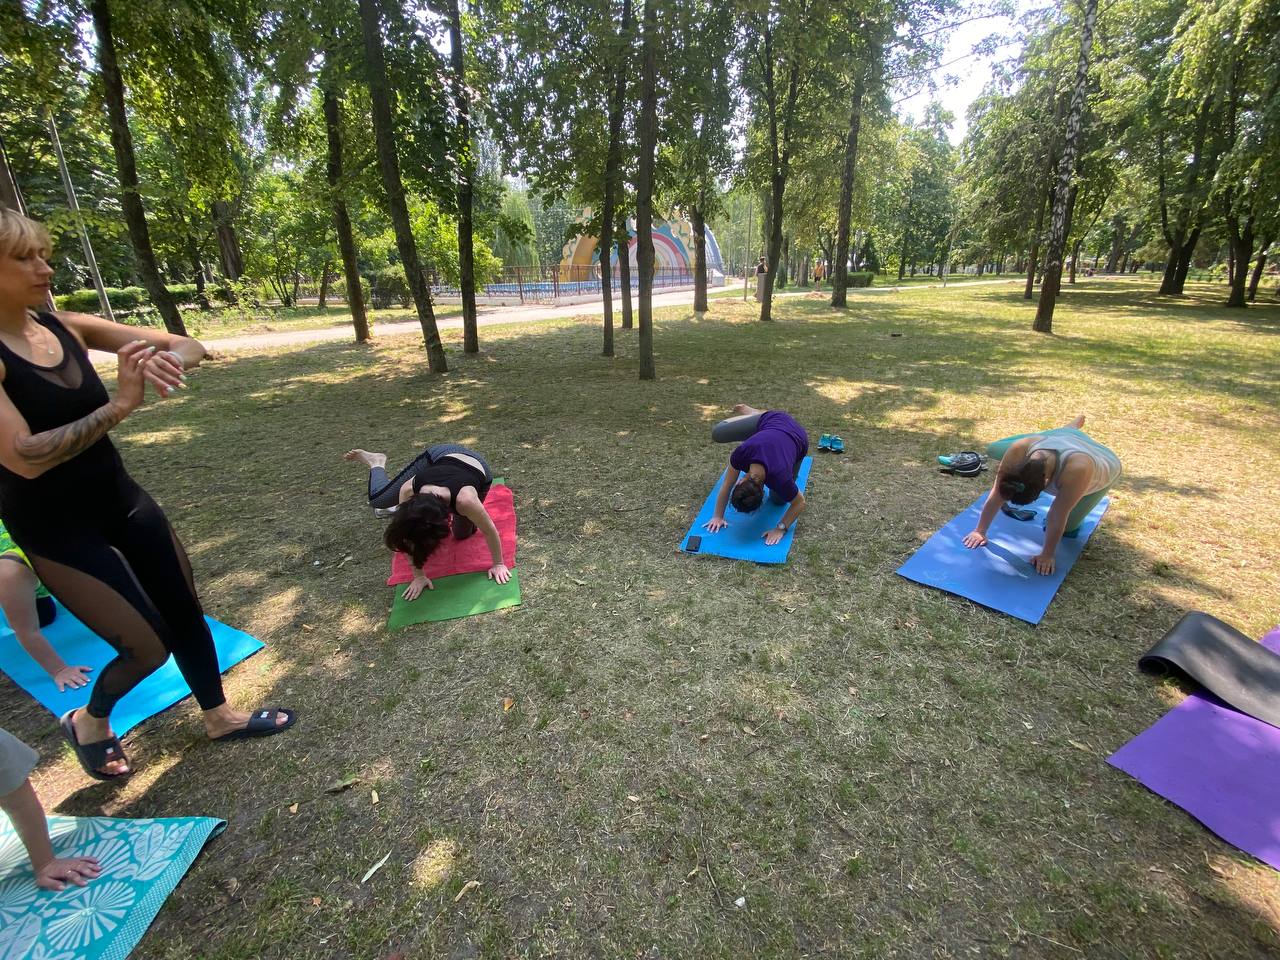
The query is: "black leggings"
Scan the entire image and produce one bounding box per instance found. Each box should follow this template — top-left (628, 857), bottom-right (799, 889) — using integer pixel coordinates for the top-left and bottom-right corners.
top-left (8, 477), bottom-right (224, 720)
top-left (367, 443), bottom-right (493, 509)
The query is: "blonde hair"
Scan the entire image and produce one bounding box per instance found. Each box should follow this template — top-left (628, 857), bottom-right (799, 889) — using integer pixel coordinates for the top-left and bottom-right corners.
top-left (0, 208), bottom-right (52, 260)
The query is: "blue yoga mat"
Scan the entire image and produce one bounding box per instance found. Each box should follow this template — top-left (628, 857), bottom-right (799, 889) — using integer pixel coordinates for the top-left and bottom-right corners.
top-left (0, 813), bottom-right (225, 960)
top-left (680, 457), bottom-right (813, 564)
top-left (895, 492), bottom-right (1109, 624)
top-left (0, 601), bottom-right (264, 736)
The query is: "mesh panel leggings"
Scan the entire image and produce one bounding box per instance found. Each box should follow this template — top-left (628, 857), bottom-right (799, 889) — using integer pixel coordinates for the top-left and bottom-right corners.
top-left (11, 478), bottom-right (224, 720)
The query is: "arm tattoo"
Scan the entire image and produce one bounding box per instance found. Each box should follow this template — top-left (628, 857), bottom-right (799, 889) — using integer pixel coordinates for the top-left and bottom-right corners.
top-left (14, 402), bottom-right (126, 471)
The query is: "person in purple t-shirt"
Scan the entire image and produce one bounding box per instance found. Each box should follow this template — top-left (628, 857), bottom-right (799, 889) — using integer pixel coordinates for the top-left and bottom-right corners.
top-left (704, 404), bottom-right (808, 545)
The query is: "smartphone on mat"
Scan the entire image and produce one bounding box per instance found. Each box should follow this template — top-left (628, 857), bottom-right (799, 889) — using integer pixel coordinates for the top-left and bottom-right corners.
top-left (686, 536), bottom-right (702, 553)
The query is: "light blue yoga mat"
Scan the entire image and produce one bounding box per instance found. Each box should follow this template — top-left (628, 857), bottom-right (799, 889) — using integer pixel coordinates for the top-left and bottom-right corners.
top-left (0, 813), bottom-right (225, 960)
top-left (0, 602), bottom-right (264, 736)
top-left (680, 457), bottom-right (813, 564)
top-left (895, 492), bottom-right (1109, 625)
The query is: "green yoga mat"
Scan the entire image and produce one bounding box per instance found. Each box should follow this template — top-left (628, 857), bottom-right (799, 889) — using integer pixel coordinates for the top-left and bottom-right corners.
top-left (388, 570), bottom-right (522, 628)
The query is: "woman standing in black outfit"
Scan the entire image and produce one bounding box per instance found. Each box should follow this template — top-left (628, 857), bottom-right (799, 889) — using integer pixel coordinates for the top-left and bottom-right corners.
top-left (0, 210), bottom-right (294, 781)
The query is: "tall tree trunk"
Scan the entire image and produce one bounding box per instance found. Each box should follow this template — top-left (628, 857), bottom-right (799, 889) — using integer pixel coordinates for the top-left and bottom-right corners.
top-left (759, 24), bottom-right (800, 324)
top-left (634, 0), bottom-right (657, 379)
top-left (1024, 186), bottom-right (1050, 299)
top-left (600, 0), bottom-right (632, 355)
top-left (618, 224), bottom-right (633, 329)
top-left (831, 67), bottom-right (867, 308)
top-left (89, 0), bottom-right (186, 336)
top-left (357, 0), bottom-right (447, 371)
top-left (1034, 0), bottom-right (1097, 333)
top-left (187, 237), bottom-right (209, 309)
top-left (1170, 229), bottom-right (1200, 294)
top-left (778, 235), bottom-right (789, 288)
top-left (446, 0), bottom-right (478, 353)
top-left (1247, 236), bottom-right (1272, 302)
top-left (1105, 221), bottom-right (1123, 272)
top-left (1047, 184), bottom-right (1078, 298)
top-left (322, 77), bottom-right (371, 343)
top-left (318, 261), bottom-right (332, 307)
top-left (212, 199), bottom-right (243, 280)
top-left (1068, 237), bottom-right (1082, 284)
top-left (1225, 215), bottom-right (1254, 308)
top-left (691, 200), bottom-right (708, 317)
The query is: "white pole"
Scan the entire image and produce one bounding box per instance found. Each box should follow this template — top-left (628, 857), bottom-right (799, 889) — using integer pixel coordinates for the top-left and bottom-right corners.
top-left (46, 109), bottom-right (115, 321)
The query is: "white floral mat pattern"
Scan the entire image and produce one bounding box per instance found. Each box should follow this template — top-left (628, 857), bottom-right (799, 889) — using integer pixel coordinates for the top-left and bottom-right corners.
top-left (0, 815), bottom-right (225, 960)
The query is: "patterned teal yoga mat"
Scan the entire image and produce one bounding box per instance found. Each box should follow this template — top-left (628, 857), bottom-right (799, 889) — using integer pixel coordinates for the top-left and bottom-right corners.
top-left (0, 814), bottom-right (225, 960)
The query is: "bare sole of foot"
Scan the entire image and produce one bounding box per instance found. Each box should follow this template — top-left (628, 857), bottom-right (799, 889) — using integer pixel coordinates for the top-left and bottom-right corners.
top-left (343, 449), bottom-right (386, 469)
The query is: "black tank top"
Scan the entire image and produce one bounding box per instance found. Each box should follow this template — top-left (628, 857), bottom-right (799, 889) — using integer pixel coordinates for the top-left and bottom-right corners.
top-left (0, 312), bottom-right (122, 517)
top-left (412, 457), bottom-right (491, 511)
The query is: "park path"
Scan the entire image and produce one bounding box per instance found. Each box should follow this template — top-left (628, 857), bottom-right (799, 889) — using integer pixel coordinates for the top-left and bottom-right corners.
top-left (204, 277), bottom-right (1017, 354)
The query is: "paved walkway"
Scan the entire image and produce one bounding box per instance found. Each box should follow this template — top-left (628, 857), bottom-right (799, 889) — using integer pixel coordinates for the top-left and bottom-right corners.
top-left (205, 278), bottom-right (1017, 354)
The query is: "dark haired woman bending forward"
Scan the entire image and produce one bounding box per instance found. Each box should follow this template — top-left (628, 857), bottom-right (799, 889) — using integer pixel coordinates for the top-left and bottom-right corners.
top-left (962, 415), bottom-right (1121, 575)
top-left (345, 444), bottom-right (511, 599)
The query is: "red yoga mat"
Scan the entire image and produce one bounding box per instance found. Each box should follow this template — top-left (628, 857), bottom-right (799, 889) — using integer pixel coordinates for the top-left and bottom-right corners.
top-left (387, 483), bottom-right (517, 584)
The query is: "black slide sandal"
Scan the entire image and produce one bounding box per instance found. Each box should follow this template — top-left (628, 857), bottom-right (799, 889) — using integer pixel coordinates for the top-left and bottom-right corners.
top-left (211, 706), bottom-right (298, 742)
top-left (59, 710), bottom-right (130, 781)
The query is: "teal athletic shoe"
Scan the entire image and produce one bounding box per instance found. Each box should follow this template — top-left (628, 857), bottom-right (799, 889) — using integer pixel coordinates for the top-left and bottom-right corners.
top-left (829, 436), bottom-right (845, 453)
top-left (818, 433), bottom-right (832, 450)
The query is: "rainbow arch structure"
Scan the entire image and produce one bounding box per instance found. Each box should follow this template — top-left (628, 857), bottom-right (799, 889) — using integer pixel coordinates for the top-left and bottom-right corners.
top-left (560, 210), bottom-right (725, 280)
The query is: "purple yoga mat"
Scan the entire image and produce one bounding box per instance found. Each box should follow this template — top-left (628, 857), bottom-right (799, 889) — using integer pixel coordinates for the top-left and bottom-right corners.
top-left (1108, 626), bottom-right (1280, 871)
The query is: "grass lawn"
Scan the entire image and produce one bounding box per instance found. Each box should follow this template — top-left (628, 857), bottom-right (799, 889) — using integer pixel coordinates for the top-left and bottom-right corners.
top-left (5, 279), bottom-right (1279, 958)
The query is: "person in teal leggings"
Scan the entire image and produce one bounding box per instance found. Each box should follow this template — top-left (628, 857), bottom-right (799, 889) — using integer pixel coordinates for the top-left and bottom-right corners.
top-left (962, 415), bottom-right (1121, 575)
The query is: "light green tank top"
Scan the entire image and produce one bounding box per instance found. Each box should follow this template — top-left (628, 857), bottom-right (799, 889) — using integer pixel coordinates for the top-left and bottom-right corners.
top-left (1027, 428), bottom-right (1121, 496)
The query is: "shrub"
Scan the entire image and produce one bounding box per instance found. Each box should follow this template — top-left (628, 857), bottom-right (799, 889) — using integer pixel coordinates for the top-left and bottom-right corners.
top-left (166, 283), bottom-right (201, 306)
top-left (370, 264), bottom-right (411, 308)
top-left (55, 289), bottom-right (102, 312)
top-left (332, 274), bottom-right (372, 305)
top-left (847, 271), bottom-right (875, 288)
top-left (55, 286), bottom-right (148, 312)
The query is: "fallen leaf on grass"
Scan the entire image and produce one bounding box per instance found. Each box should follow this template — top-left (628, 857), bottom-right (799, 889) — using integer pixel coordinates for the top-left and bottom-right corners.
top-left (685, 866), bottom-right (700, 881)
top-left (311, 897), bottom-right (321, 907)
top-left (361, 850), bottom-right (392, 884)
top-left (1067, 739), bottom-right (1089, 752)
top-left (454, 879), bottom-right (482, 902)
top-left (326, 775), bottom-right (360, 794)
top-left (288, 803), bottom-right (299, 814)
top-left (627, 794), bottom-right (641, 803)
top-left (699, 734), bottom-right (709, 742)
top-left (371, 790), bottom-right (380, 805)
top-left (223, 877), bottom-right (240, 898)
top-left (502, 697), bottom-right (515, 712)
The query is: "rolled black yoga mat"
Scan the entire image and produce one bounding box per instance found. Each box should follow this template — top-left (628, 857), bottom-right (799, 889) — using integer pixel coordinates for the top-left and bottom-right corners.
top-left (1140, 611), bottom-right (1280, 729)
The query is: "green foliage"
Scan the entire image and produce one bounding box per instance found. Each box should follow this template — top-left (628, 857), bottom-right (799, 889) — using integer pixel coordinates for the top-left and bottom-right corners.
top-left (370, 264), bottom-right (411, 308)
top-left (847, 271), bottom-right (875, 288)
top-left (55, 286), bottom-right (148, 312)
top-left (331, 274), bottom-right (372, 305)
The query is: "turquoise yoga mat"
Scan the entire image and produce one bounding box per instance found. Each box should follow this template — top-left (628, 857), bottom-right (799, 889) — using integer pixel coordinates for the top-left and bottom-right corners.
top-left (680, 457), bottom-right (813, 564)
top-left (0, 813), bottom-right (225, 960)
top-left (0, 601), bottom-right (264, 736)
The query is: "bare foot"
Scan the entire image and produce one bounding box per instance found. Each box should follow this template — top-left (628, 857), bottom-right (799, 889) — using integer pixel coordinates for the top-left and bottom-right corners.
top-left (203, 703), bottom-right (290, 739)
top-left (343, 449), bottom-right (386, 469)
top-left (732, 403), bottom-right (753, 416)
top-left (72, 709), bottom-right (130, 776)
top-left (1066, 414), bottom-right (1086, 430)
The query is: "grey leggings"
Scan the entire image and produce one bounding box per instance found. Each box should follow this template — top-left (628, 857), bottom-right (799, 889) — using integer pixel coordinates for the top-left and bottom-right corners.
top-left (367, 444), bottom-right (493, 509)
top-left (711, 413), bottom-right (764, 443)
